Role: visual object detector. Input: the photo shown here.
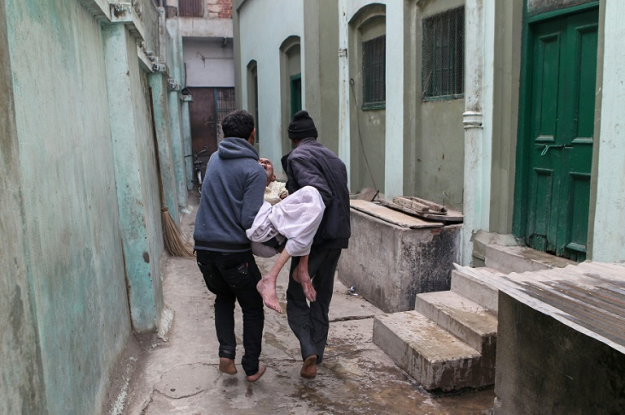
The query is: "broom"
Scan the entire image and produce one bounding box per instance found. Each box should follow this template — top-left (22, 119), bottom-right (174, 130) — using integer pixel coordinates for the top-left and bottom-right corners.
top-left (150, 88), bottom-right (193, 258)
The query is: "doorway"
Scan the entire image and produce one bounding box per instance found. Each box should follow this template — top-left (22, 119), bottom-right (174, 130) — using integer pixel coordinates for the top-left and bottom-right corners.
top-left (188, 87), bottom-right (236, 175)
top-left (515, 7), bottom-right (598, 261)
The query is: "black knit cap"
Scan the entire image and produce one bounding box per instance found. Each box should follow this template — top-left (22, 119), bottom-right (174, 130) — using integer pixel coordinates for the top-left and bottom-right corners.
top-left (288, 110), bottom-right (318, 139)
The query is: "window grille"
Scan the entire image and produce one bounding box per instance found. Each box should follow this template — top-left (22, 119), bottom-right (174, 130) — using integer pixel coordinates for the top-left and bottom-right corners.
top-left (362, 35), bottom-right (386, 109)
top-left (422, 7), bottom-right (464, 99)
top-left (178, 0), bottom-right (203, 17)
top-left (215, 88), bottom-right (236, 142)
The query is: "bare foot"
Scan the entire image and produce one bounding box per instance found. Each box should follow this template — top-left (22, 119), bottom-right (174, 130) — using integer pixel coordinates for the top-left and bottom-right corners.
top-left (246, 364), bottom-right (266, 382)
top-left (256, 278), bottom-right (282, 313)
top-left (219, 358), bottom-right (237, 375)
top-left (293, 265), bottom-right (317, 302)
top-left (300, 355), bottom-right (317, 379)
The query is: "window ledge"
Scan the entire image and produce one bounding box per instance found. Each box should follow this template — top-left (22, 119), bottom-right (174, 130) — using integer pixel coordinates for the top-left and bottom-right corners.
top-left (422, 94), bottom-right (464, 102)
top-left (362, 103), bottom-right (386, 111)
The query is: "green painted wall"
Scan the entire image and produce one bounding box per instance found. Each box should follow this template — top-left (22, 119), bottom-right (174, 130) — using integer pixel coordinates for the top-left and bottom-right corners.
top-left (303, 0), bottom-right (340, 155)
top-left (418, 100), bottom-right (465, 207)
top-left (103, 22), bottom-right (164, 332)
top-left (348, 6), bottom-right (386, 193)
top-left (0, 1), bottom-right (47, 412)
top-left (410, 0), bottom-right (465, 209)
top-left (0, 0), bottom-right (180, 413)
top-left (489, 0), bottom-right (523, 234)
top-left (4, 1), bottom-right (132, 414)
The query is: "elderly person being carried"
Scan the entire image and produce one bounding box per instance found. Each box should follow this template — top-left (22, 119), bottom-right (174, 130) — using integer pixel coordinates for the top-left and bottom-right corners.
top-left (247, 158), bottom-right (323, 314)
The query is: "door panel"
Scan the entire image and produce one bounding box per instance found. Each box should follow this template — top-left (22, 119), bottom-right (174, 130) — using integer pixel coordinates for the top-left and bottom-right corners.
top-left (523, 9), bottom-right (598, 261)
top-left (188, 87), bottom-right (217, 158)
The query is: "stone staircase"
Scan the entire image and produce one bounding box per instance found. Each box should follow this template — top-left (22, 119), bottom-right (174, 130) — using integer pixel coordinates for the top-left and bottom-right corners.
top-left (372, 243), bottom-right (576, 391)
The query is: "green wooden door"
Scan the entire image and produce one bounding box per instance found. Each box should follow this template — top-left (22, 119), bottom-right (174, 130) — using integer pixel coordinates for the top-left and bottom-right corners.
top-left (523, 9), bottom-right (598, 261)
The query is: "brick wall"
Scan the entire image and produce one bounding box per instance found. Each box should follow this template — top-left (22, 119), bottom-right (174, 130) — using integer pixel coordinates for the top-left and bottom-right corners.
top-left (207, 0), bottom-right (231, 19)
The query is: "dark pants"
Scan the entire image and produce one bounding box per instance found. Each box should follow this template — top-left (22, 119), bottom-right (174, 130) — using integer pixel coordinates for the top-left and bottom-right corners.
top-left (196, 249), bottom-right (264, 376)
top-left (286, 247), bottom-right (342, 363)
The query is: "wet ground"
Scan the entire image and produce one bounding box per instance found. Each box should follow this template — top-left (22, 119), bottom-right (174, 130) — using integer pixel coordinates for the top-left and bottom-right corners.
top-left (115, 194), bottom-right (495, 415)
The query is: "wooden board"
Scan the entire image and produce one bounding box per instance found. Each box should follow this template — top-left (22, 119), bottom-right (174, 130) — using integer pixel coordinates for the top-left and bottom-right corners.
top-left (378, 199), bottom-right (463, 224)
top-left (350, 200), bottom-right (443, 229)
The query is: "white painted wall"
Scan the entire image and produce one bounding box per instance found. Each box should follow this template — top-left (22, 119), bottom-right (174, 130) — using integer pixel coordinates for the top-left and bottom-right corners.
top-left (462, 0), bottom-right (495, 265)
top-left (238, 0), bottom-right (304, 172)
top-left (591, 1), bottom-right (625, 262)
top-left (183, 38), bottom-right (234, 87)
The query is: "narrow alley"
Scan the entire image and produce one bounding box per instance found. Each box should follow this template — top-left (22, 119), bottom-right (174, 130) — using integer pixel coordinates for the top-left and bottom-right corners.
top-left (114, 194), bottom-right (495, 415)
top-left (4, 1), bottom-right (625, 414)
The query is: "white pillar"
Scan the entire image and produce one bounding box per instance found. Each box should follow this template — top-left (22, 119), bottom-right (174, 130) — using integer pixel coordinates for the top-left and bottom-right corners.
top-left (591, 1), bottom-right (625, 262)
top-left (338, 0), bottom-right (351, 188)
top-left (462, 0), bottom-right (494, 265)
top-left (384, 1), bottom-right (404, 198)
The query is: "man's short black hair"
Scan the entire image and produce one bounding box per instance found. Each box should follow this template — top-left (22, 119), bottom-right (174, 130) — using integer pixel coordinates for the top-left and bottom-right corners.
top-left (222, 110), bottom-right (255, 139)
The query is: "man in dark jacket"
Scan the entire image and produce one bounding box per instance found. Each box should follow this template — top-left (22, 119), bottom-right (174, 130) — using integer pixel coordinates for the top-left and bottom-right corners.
top-left (282, 110), bottom-right (351, 379)
top-left (193, 110), bottom-right (267, 382)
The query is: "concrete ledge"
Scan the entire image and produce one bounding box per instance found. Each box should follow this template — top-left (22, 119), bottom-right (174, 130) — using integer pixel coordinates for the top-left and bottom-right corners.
top-left (373, 311), bottom-right (483, 391)
top-left (451, 268), bottom-right (500, 313)
top-left (338, 208), bottom-right (460, 313)
top-left (484, 244), bottom-right (576, 274)
top-left (415, 291), bottom-right (497, 358)
top-left (495, 291), bottom-right (625, 414)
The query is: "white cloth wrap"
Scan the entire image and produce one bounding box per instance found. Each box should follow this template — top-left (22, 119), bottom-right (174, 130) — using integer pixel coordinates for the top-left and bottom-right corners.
top-left (246, 186), bottom-right (326, 257)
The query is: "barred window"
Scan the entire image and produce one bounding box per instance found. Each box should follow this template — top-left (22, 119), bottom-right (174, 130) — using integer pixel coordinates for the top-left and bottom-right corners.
top-left (362, 35), bottom-right (386, 109)
top-left (422, 7), bottom-right (464, 99)
top-left (178, 0), bottom-right (204, 17)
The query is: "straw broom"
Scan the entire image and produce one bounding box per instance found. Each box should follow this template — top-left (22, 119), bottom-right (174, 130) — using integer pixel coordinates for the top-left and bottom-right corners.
top-left (149, 89), bottom-right (193, 258)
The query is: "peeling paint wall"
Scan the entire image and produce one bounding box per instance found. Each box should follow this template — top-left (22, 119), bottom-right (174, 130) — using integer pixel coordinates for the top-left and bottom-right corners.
top-left (0, 1), bottom-right (47, 412)
top-left (4, 1), bottom-right (132, 413)
top-left (0, 0), bottom-right (181, 413)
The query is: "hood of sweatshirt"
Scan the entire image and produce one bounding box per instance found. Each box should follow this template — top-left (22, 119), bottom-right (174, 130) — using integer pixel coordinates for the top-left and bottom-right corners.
top-left (218, 137), bottom-right (259, 160)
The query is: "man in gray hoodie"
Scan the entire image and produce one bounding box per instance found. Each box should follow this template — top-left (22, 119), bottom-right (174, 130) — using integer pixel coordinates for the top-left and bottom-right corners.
top-left (193, 110), bottom-right (267, 382)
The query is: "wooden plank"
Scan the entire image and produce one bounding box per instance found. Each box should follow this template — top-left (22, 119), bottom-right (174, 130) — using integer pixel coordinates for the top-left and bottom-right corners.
top-left (406, 196), bottom-right (447, 213)
top-left (350, 200), bottom-right (443, 229)
top-left (379, 199), bottom-right (463, 224)
top-left (393, 197), bottom-right (429, 212)
top-left (356, 187), bottom-right (378, 201)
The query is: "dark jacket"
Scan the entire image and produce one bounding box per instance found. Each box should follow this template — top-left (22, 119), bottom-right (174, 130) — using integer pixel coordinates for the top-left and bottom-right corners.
top-left (193, 137), bottom-right (266, 252)
top-left (282, 137), bottom-right (351, 249)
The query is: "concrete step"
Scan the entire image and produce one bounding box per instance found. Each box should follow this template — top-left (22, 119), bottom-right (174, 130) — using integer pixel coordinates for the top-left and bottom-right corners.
top-left (415, 291), bottom-right (497, 361)
top-left (485, 244), bottom-right (576, 274)
top-left (450, 267), bottom-right (500, 313)
top-left (373, 310), bottom-right (493, 391)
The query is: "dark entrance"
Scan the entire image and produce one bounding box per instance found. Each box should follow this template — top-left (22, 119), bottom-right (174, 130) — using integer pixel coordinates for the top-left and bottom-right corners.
top-left (188, 87), bottom-right (236, 175)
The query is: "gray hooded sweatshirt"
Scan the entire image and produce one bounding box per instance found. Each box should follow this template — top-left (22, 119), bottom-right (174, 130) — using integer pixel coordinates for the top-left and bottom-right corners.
top-left (193, 137), bottom-right (266, 252)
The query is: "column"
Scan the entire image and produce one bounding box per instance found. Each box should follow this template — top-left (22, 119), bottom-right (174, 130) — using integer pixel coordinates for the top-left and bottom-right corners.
top-left (462, 0), bottom-right (495, 265)
top-left (149, 72), bottom-right (180, 223)
top-left (338, 0), bottom-right (351, 188)
top-left (384, 1), bottom-right (405, 198)
top-left (181, 94), bottom-right (193, 191)
top-left (103, 23), bottom-right (160, 331)
top-left (591, 1), bottom-right (625, 262)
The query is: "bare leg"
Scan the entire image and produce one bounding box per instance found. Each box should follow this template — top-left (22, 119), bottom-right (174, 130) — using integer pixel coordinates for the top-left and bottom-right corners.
top-left (256, 249), bottom-right (290, 313)
top-left (292, 256), bottom-right (317, 302)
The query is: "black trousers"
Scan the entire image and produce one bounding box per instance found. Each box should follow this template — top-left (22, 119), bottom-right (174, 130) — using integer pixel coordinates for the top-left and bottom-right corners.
top-left (196, 249), bottom-right (264, 376)
top-left (286, 247), bottom-right (342, 363)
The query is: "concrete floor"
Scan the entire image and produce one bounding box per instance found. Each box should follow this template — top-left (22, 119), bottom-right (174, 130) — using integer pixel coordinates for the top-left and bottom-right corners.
top-left (117, 195), bottom-right (495, 415)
